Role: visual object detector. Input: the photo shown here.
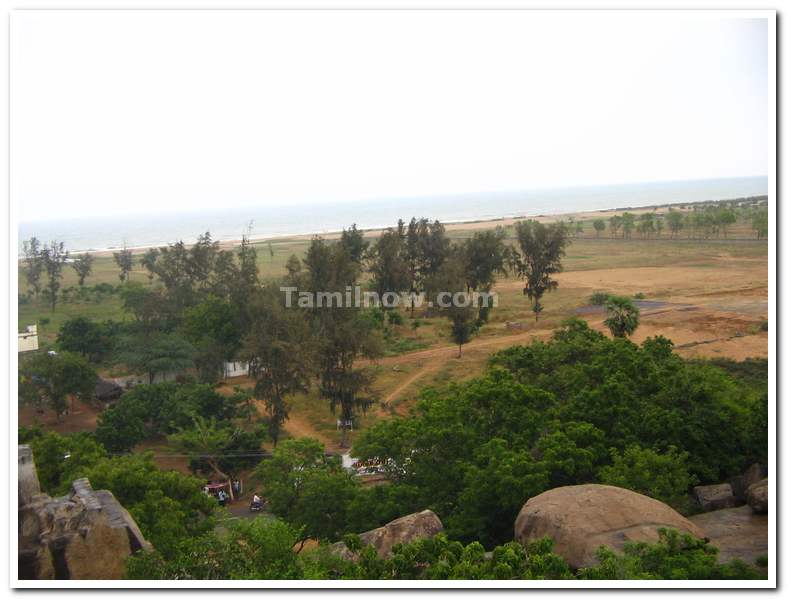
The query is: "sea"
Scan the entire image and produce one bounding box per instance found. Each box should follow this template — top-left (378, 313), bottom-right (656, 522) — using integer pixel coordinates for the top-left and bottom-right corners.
top-left (17, 176), bottom-right (767, 255)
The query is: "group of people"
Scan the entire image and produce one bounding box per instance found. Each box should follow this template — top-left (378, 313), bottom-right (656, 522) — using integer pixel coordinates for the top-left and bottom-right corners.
top-left (201, 479), bottom-right (266, 512)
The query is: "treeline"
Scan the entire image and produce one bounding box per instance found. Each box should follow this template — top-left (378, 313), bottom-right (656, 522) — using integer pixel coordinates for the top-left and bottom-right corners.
top-left (574, 196), bottom-right (768, 240)
top-left (20, 218), bottom-right (572, 448)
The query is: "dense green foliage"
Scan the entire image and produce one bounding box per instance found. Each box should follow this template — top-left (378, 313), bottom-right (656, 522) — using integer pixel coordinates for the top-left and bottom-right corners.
top-left (95, 382), bottom-right (255, 454)
top-left (351, 319), bottom-right (765, 546)
top-left (126, 518), bottom-right (763, 581)
top-left (598, 446), bottom-right (696, 511)
top-left (19, 350), bottom-right (97, 416)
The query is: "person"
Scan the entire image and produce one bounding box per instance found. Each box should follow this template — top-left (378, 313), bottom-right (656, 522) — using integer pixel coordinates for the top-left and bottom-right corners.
top-left (252, 493), bottom-right (261, 505)
top-left (217, 489), bottom-right (227, 506)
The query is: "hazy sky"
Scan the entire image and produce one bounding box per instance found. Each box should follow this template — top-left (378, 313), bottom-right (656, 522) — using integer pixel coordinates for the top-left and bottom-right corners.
top-left (12, 11), bottom-right (768, 222)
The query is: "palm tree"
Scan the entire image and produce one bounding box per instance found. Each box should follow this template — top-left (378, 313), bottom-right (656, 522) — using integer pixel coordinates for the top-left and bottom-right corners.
top-left (604, 296), bottom-right (640, 338)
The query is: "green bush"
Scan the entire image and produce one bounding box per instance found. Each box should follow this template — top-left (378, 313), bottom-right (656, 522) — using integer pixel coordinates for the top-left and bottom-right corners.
top-left (599, 445), bottom-right (696, 511)
top-left (589, 291), bottom-right (611, 305)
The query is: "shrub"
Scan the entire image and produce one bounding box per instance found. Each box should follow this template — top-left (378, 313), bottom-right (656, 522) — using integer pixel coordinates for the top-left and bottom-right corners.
top-left (589, 291), bottom-right (611, 305)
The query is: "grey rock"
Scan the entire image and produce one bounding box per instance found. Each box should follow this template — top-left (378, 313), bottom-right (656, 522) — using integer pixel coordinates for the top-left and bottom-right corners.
top-left (694, 483), bottom-right (739, 512)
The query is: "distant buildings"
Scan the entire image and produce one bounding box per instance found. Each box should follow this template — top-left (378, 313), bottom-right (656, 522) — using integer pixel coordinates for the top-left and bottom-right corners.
top-left (18, 325), bottom-right (39, 353)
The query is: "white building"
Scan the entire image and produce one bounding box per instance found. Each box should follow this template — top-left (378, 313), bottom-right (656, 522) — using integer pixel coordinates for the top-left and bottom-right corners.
top-left (223, 361), bottom-right (249, 378)
top-left (18, 325), bottom-right (39, 353)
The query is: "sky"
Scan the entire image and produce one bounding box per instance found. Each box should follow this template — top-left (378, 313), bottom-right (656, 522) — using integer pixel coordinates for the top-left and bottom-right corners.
top-left (12, 11), bottom-right (769, 222)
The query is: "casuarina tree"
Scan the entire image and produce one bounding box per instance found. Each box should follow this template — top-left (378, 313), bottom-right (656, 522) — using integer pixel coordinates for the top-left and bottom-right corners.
top-left (513, 220), bottom-right (570, 321)
top-left (71, 253), bottom-right (94, 286)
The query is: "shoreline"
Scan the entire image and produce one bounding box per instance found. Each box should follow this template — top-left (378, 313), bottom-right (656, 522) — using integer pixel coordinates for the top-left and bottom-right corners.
top-left (34, 195), bottom-right (765, 258)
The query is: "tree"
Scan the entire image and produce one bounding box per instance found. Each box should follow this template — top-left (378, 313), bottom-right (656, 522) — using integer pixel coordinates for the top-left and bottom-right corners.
top-left (339, 224), bottom-right (369, 266)
top-left (56, 316), bottom-right (117, 362)
top-left (462, 228), bottom-right (509, 322)
top-left (22, 237), bottom-right (44, 298)
top-left (181, 296), bottom-right (242, 383)
top-left (655, 217), bottom-right (664, 238)
top-left (599, 445), bottom-right (697, 511)
top-left (638, 213), bottom-right (656, 239)
top-left (513, 220), bottom-right (570, 320)
top-left (117, 332), bottom-right (195, 384)
top-left (304, 238), bottom-right (383, 447)
top-left (593, 219), bottom-right (606, 238)
top-left (603, 295), bottom-right (640, 338)
top-left (666, 210), bottom-right (684, 238)
top-left (752, 210), bottom-right (767, 239)
top-left (41, 240), bottom-right (68, 312)
top-left (113, 243), bottom-right (134, 283)
top-left (255, 438), bottom-right (357, 542)
top-left (71, 253), bottom-right (94, 286)
top-left (240, 288), bottom-right (313, 446)
top-left (716, 209), bottom-right (737, 238)
top-left (608, 215), bottom-right (623, 239)
top-left (95, 396), bottom-right (149, 453)
top-left (285, 254), bottom-right (303, 285)
top-left (19, 428), bottom-right (106, 494)
top-left (21, 351), bottom-right (97, 417)
top-left (621, 212), bottom-right (636, 239)
top-left (168, 416), bottom-right (242, 501)
top-left (187, 232), bottom-right (220, 291)
top-left (140, 248), bottom-right (160, 285)
top-left (119, 283), bottom-right (176, 334)
top-left (368, 227), bottom-right (409, 306)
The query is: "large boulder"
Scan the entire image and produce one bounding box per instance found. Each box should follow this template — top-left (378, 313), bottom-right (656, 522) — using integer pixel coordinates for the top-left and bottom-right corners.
top-left (514, 484), bottom-right (705, 569)
top-left (18, 446), bottom-right (151, 580)
top-left (331, 510), bottom-right (444, 561)
top-left (746, 479), bottom-right (768, 514)
top-left (693, 483), bottom-right (738, 512)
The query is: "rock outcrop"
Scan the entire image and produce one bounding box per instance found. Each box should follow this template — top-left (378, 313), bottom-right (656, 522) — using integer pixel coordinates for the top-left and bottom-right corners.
top-left (331, 510), bottom-right (444, 561)
top-left (514, 484), bottom-right (705, 569)
top-left (18, 445), bottom-right (151, 580)
top-left (693, 483), bottom-right (739, 512)
top-left (746, 479), bottom-right (768, 514)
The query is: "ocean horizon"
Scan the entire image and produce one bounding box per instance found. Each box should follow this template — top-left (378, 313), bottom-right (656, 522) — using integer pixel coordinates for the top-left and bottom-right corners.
top-left (17, 176), bottom-right (767, 255)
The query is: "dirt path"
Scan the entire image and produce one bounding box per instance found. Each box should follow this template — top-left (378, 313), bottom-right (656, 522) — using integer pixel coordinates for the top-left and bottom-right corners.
top-left (367, 327), bottom-right (558, 370)
top-left (380, 364), bottom-right (438, 413)
top-left (282, 410), bottom-right (341, 452)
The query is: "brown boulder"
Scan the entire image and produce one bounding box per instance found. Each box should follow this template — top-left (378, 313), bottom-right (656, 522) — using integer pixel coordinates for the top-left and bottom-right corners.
top-left (514, 484), bottom-right (705, 569)
top-left (693, 483), bottom-right (739, 512)
top-left (332, 510), bottom-right (444, 560)
top-left (746, 479), bottom-right (768, 514)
